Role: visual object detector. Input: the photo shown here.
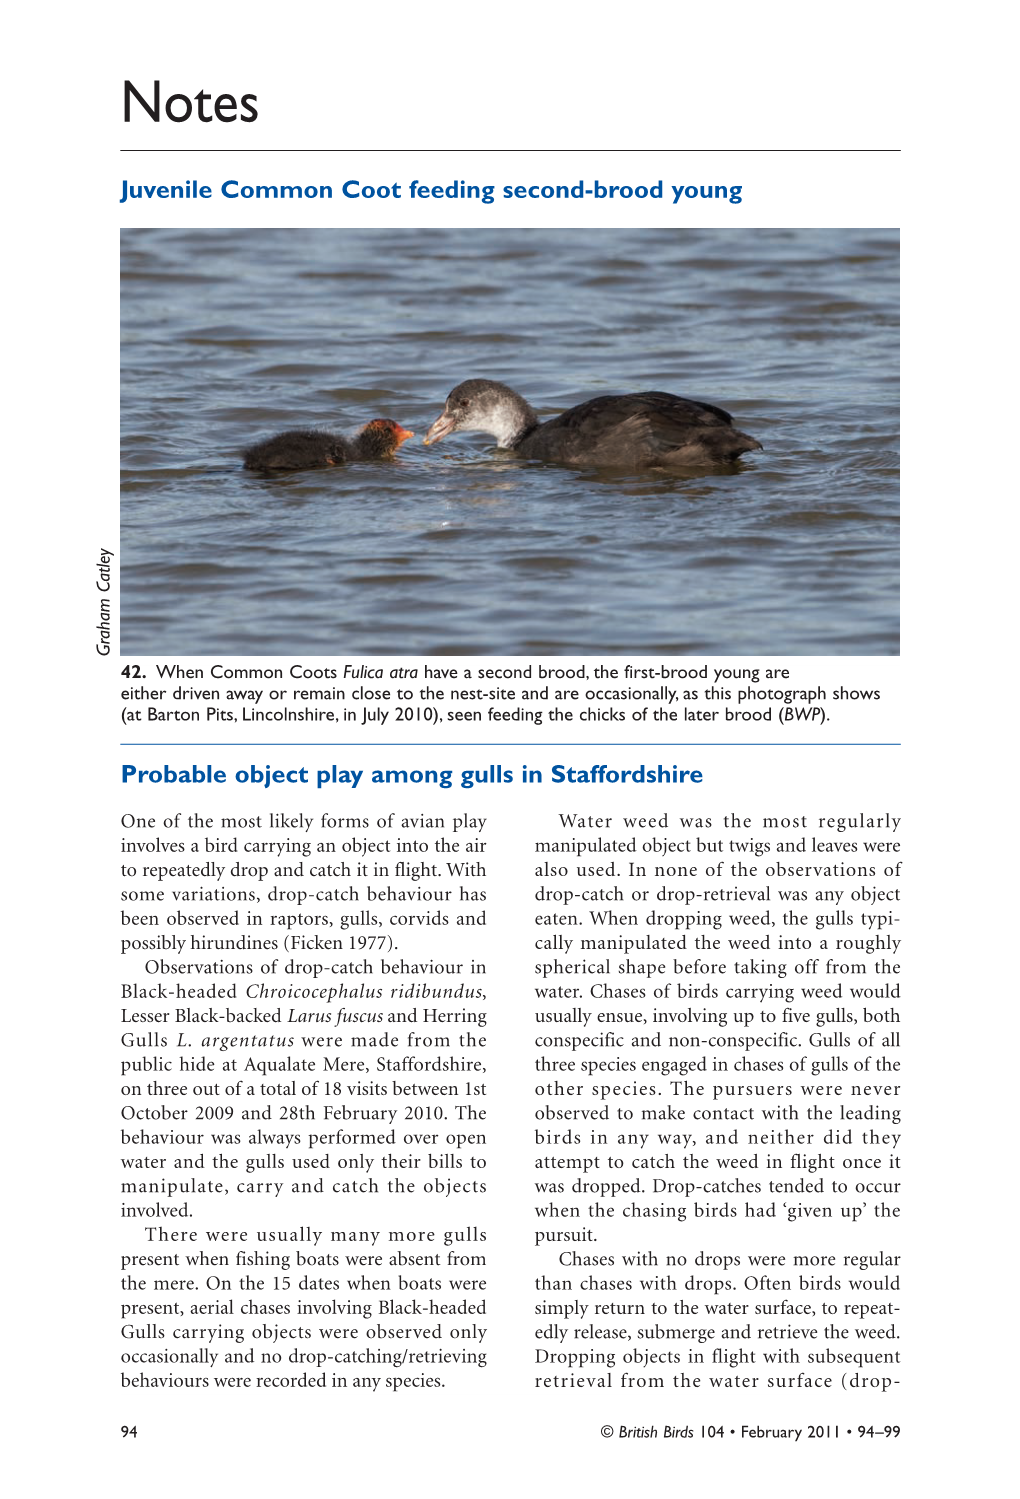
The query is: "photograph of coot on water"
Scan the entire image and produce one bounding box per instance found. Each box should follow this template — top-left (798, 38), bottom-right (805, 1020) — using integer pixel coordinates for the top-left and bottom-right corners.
top-left (120, 227), bottom-right (899, 655)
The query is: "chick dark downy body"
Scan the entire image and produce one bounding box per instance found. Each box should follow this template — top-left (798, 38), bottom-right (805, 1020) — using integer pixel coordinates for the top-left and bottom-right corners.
top-left (243, 418), bottom-right (413, 472)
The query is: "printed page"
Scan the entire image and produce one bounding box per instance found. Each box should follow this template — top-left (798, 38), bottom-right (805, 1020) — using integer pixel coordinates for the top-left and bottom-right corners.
top-left (11, 8), bottom-right (1009, 1498)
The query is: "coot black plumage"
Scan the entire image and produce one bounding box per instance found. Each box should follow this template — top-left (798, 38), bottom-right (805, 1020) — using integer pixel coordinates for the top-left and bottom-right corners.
top-left (243, 418), bottom-right (414, 472)
top-left (423, 380), bottom-right (761, 469)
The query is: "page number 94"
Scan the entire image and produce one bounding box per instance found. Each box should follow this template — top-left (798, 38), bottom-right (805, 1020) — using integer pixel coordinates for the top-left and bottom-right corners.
top-left (121, 1427), bottom-right (138, 1438)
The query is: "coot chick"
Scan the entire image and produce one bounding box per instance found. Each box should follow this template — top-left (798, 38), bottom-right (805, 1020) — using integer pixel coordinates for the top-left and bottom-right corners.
top-left (244, 418), bottom-right (413, 472)
top-left (423, 380), bottom-right (761, 469)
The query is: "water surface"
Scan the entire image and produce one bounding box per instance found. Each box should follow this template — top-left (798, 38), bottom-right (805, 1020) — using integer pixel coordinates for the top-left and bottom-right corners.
top-left (121, 227), bottom-right (899, 655)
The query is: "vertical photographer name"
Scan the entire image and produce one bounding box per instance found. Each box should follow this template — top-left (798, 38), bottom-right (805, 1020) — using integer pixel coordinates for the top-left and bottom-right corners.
top-left (97, 548), bottom-right (114, 655)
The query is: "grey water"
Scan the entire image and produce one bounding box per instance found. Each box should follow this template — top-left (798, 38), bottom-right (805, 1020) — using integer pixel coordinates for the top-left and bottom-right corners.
top-left (120, 227), bottom-right (898, 655)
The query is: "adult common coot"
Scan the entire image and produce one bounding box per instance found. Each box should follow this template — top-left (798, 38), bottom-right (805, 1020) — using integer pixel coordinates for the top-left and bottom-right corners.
top-left (423, 380), bottom-right (761, 469)
top-left (243, 418), bottom-right (414, 472)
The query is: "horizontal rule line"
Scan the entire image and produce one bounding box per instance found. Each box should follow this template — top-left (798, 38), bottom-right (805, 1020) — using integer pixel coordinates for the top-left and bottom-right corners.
top-left (118, 147), bottom-right (902, 154)
top-left (121, 741), bottom-right (901, 747)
